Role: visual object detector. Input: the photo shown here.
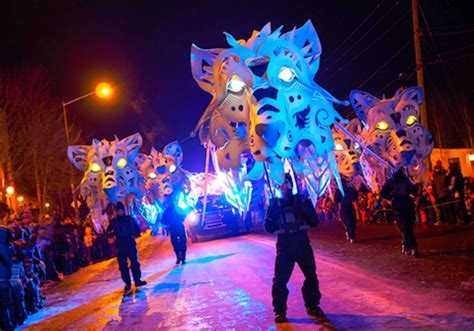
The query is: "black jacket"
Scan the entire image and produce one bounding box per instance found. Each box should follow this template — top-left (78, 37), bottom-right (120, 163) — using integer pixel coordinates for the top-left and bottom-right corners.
top-left (107, 215), bottom-right (141, 247)
top-left (264, 194), bottom-right (318, 234)
top-left (161, 204), bottom-right (185, 231)
top-left (334, 185), bottom-right (358, 207)
top-left (381, 169), bottom-right (417, 211)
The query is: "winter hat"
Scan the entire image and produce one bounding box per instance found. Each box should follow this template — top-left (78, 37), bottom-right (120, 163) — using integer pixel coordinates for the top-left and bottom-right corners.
top-left (116, 202), bottom-right (125, 211)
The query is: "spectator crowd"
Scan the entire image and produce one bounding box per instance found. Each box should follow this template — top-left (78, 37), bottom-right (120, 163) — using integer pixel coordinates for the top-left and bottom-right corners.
top-left (0, 207), bottom-right (116, 330)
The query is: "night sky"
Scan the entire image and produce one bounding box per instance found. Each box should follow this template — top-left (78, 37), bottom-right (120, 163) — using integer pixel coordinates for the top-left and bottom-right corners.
top-left (1, 0), bottom-right (473, 171)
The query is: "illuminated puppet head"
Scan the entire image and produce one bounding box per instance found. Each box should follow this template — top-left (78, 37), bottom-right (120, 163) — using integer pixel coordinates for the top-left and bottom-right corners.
top-left (67, 145), bottom-right (107, 231)
top-left (162, 141), bottom-right (184, 168)
top-left (190, 27), bottom-right (269, 171)
top-left (191, 28), bottom-right (273, 211)
top-left (332, 119), bottom-right (363, 179)
top-left (137, 147), bottom-right (176, 202)
top-left (350, 87), bottom-right (434, 190)
top-left (69, 133), bottom-right (144, 204)
top-left (243, 21), bottom-right (346, 197)
top-left (191, 21), bottom-right (346, 200)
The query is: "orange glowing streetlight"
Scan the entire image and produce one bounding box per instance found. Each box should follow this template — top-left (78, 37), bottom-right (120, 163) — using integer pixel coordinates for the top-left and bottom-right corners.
top-left (17, 196), bottom-right (24, 203)
top-left (6, 186), bottom-right (14, 196)
top-left (63, 81), bottom-right (113, 218)
top-left (5, 186), bottom-right (15, 213)
top-left (95, 82), bottom-right (112, 99)
top-left (45, 202), bottom-right (50, 208)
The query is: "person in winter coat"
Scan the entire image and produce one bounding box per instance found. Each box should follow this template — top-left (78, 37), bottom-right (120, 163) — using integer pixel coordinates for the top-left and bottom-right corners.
top-left (107, 202), bottom-right (147, 293)
top-left (8, 248), bottom-right (27, 327)
top-left (448, 163), bottom-right (469, 224)
top-left (431, 161), bottom-right (455, 224)
top-left (381, 168), bottom-right (420, 257)
top-left (334, 179), bottom-right (359, 243)
top-left (264, 174), bottom-right (324, 323)
top-left (161, 197), bottom-right (187, 264)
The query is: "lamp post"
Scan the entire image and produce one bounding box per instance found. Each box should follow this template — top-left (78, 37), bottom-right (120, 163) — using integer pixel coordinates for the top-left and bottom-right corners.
top-left (63, 82), bottom-right (112, 219)
top-left (5, 185), bottom-right (14, 214)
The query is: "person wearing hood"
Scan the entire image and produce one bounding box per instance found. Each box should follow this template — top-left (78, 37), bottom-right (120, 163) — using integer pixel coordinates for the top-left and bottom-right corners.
top-left (264, 174), bottom-right (324, 323)
top-left (0, 226), bottom-right (14, 329)
top-left (161, 196), bottom-right (188, 265)
top-left (381, 168), bottom-right (419, 257)
top-left (107, 202), bottom-right (147, 293)
top-left (334, 178), bottom-right (359, 243)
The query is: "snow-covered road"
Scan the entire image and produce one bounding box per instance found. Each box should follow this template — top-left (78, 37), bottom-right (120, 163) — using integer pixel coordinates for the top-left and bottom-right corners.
top-left (21, 226), bottom-right (474, 330)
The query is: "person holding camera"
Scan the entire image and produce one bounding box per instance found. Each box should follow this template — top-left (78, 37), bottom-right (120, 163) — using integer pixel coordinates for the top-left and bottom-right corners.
top-left (264, 174), bottom-right (324, 323)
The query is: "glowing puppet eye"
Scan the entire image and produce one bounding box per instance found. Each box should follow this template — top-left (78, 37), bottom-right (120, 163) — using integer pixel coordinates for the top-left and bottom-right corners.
top-left (354, 143), bottom-right (360, 150)
top-left (117, 158), bottom-right (127, 168)
top-left (334, 144), bottom-right (344, 151)
top-left (376, 121), bottom-right (389, 131)
top-left (227, 76), bottom-right (246, 93)
top-left (148, 172), bottom-right (157, 179)
top-left (169, 164), bottom-right (177, 173)
top-left (91, 162), bottom-right (102, 173)
top-left (406, 115), bottom-right (417, 126)
top-left (278, 66), bottom-right (296, 82)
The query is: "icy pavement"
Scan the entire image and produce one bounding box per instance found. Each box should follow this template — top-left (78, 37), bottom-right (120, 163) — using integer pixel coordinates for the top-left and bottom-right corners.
top-left (21, 223), bottom-right (474, 330)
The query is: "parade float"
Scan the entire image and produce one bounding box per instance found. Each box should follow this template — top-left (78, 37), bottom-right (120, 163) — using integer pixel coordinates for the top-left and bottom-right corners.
top-left (67, 20), bottom-right (434, 229)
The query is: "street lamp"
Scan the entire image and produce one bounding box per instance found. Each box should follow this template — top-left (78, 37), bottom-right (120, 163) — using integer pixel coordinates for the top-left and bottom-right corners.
top-left (17, 196), bottom-right (24, 203)
top-left (63, 82), bottom-right (113, 218)
top-left (5, 185), bottom-right (14, 214)
top-left (45, 202), bottom-right (50, 208)
top-left (6, 186), bottom-right (14, 196)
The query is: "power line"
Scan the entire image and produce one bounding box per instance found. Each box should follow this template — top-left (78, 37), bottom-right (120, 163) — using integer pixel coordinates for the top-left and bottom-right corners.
top-left (356, 38), bottom-right (412, 89)
top-left (322, 0), bottom-right (385, 62)
top-left (437, 42), bottom-right (474, 57)
top-left (418, 3), bottom-right (463, 113)
top-left (324, 9), bottom-right (410, 81)
top-left (423, 42), bottom-right (474, 63)
top-left (323, 0), bottom-right (400, 71)
top-left (430, 28), bottom-right (474, 36)
top-left (429, 23), bottom-right (474, 31)
top-left (375, 68), bottom-right (415, 96)
top-left (426, 53), bottom-right (474, 65)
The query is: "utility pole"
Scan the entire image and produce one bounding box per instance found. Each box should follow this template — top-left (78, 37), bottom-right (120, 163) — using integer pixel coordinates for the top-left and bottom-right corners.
top-left (412, 0), bottom-right (432, 173)
top-left (411, 0), bottom-right (428, 128)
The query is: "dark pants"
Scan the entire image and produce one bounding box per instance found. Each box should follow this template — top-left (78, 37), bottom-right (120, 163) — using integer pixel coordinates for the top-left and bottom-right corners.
top-left (272, 231), bottom-right (321, 315)
top-left (454, 198), bottom-right (468, 224)
top-left (393, 208), bottom-right (417, 251)
top-left (170, 224), bottom-right (187, 261)
top-left (0, 287), bottom-right (13, 330)
top-left (25, 279), bottom-right (42, 314)
top-left (340, 204), bottom-right (357, 240)
top-left (116, 240), bottom-right (142, 286)
top-left (8, 286), bottom-right (26, 327)
top-left (437, 196), bottom-right (455, 223)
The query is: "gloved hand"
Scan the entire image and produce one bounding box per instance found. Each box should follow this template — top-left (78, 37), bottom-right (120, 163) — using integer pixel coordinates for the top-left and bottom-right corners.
top-left (264, 199), bottom-right (281, 233)
top-left (264, 216), bottom-right (279, 233)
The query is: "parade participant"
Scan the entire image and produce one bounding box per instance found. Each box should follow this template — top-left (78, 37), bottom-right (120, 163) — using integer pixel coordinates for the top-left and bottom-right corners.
top-left (334, 178), bottom-right (359, 243)
top-left (107, 202), bottom-right (147, 293)
top-left (381, 168), bottom-right (419, 257)
top-left (264, 174), bottom-right (324, 323)
top-left (161, 197), bottom-right (187, 264)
